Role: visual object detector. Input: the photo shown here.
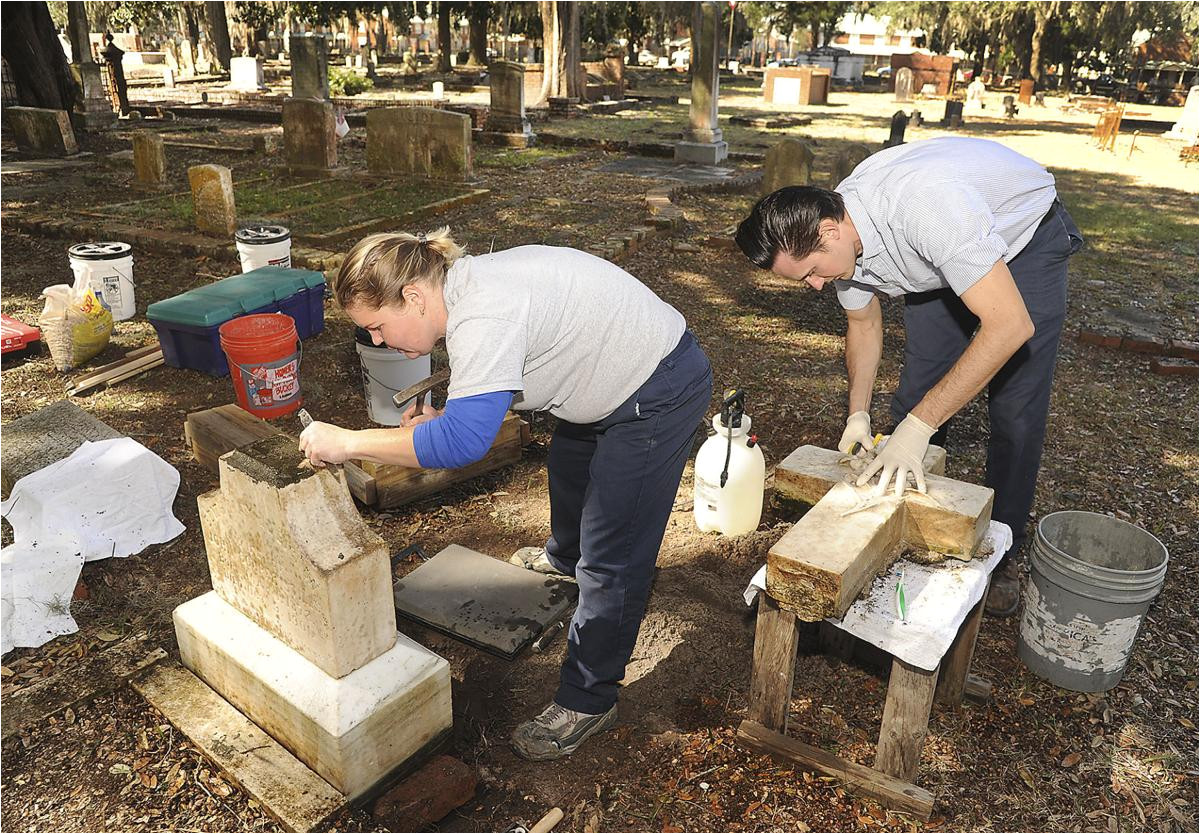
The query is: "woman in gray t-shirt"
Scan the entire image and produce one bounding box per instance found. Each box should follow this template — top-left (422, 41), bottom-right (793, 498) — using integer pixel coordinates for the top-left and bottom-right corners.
top-left (300, 227), bottom-right (713, 760)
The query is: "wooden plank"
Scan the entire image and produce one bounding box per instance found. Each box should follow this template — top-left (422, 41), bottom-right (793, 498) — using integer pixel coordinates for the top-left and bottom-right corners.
top-left (935, 596), bottom-right (985, 706)
top-left (360, 414), bottom-right (524, 510)
top-left (746, 594), bottom-right (799, 732)
top-left (875, 658), bottom-right (939, 782)
top-left (736, 720), bottom-right (934, 820)
top-left (67, 344), bottom-right (161, 387)
top-left (132, 659), bottom-right (345, 833)
top-left (1, 640), bottom-right (165, 740)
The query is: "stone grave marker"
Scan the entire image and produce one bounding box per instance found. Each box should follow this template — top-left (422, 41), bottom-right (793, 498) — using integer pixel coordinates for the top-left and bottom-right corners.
top-left (175, 435), bottom-right (452, 799)
top-left (187, 164), bottom-right (237, 236)
top-left (894, 66), bottom-right (913, 103)
top-left (884, 110), bottom-right (909, 148)
top-left (367, 107), bottom-right (472, 181)
top-left (484, 60), bottom-right (534, 146)
top-left (132, 130), bottom-right (166, 189)
top-left (942, 99), bottom-right (964, 128)
top-left (1003, 95), bottom-right (1018, 118)
top-left (229, 56), bottom-right (265, 92)
top-left (675, 2), bottom-right (727, 165)
top-left (761, 138), bottom-right (813, 195)
top-left (282, 97), bottom-right (337, 175)
top-left (1018, 78), bottom-right (1034, 105)
top-left (291, 35), bottom-right (329, 100)
top-left (831, 143), bottom-right (872, 186)
top-left (6, 107), bottom-right (78, 157)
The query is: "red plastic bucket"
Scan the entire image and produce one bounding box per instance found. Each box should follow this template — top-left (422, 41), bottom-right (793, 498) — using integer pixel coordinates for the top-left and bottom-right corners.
top-left (219, 313), bottom-right (302, 418)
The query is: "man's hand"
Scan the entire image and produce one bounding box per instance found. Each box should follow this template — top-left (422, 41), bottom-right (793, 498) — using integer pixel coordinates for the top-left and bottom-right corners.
top-left (298, 421), bottom-right (356, 467)
top-left (838, 411), bottom-right (875, 456)
top-left (400, 401), bottom-right (443, 428)
top-left (857, 413), bottom-right (937, 497)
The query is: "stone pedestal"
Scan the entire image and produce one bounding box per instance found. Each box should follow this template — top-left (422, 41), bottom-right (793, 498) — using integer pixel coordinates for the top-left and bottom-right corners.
top-left (176, 592), bottom-right (451, 800)
top-left (230, 56), bottom-right (266, 92)
top-left (7, 107), bottom-right (78, 157)
top-left (174, 433), bottom-right (453, 800)
top-left (674, 2), bottom-right (727, 166)
top-left (72, 62), bottom-right (117, 131)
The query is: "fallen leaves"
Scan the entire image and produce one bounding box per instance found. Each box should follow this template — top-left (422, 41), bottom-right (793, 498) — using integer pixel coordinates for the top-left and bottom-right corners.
top-left (1061, 752), bottom-right (1083, 768)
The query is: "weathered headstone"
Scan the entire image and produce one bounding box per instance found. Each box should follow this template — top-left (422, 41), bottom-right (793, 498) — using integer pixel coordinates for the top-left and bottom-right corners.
top-left (1003, 94), bottom-right (1018, 118)
top-left (367, 107), bottom-right (473, 181)
top-left (831, 143), bottom-right (872, 186)
top-left (894, 66), bottom-right (913, 103)
top-left (761, 138), bottom-right (813, 195)
top-left (484, 60), bottom-right (534, 146)
top-left (6, 107), bottom-right (78, 157)
top-left (1166, 85), bottom-right (1200, 141)
top-left (1, 401), bottom-right (122, 497)
top-left (965, 78), bottom-right (986, 111)
top-left (675, 1), bottom-right (728, 165)
top-left (174, 435), bottom-right (453, 799)
top-left (942, 99), bottom-right (964, 128)
top-left (884, 110), bottom-right (909, 148)
top-left (229, 56), bottom-right (265, 92)
top-left (70, 61), bottom-right (117, 131)
top-left (132, 130), bottom-right (166, 189)
top-left (282, 97), bottom-right (337, 175)
top-left (179, 39), bottom-right (196, 76)
top-left (187, 164), bottom-right (237, 236)
top-left (290, 35), bottom-right (329, 100)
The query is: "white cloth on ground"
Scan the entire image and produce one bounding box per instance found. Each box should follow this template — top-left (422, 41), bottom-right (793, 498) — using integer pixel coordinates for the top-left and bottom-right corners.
top-left (1, 438), bottom-right (185, 654)
top-left (742, 520), bottom-right (1012, 672)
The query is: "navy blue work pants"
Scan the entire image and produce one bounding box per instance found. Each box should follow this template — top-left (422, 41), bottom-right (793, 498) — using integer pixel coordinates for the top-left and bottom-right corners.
top-left (544, 330), bottom-right (712, 715)
top-left (891, 200), bottom-right (1084, 557)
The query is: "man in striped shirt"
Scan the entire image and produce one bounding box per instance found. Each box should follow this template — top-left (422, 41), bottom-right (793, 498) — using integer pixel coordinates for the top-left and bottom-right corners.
top-left (736, 137), bottom-right (1084, 616)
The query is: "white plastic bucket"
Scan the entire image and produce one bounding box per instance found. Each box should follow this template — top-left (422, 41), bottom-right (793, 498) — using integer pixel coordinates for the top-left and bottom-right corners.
top-left (69, 242), bottom-right (135, 321)
top-left (235, 225), bottom-right (292, 273)
top-left (355, 328), bottom-right (432, 425)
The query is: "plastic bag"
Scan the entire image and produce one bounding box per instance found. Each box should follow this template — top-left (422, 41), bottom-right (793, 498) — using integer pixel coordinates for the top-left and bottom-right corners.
top-left (39, 275), bottom-right (113, 371)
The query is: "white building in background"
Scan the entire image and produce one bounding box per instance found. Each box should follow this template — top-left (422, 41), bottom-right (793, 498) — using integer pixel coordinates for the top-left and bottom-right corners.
top-left (831, 12), bottom-right (925, 71)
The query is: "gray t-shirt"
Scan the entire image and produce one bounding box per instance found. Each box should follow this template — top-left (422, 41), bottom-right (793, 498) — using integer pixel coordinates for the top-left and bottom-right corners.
top-left (442, 245), bottom-right (686, 424)
top-left (833, 137), bottom-right (1057, 310)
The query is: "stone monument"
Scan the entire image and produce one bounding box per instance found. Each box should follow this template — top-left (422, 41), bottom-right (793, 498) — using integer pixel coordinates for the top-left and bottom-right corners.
top-left (483, 60), bottom-right (535, 147)
top-left (761, 138), bottom-right (813, 195)
top-left (282, 98), bottom-right (338, 175)
top-left (894, 66), bottom-right (913, 103)
top-left (7, 107), bottom-right (78, 157)
top-left (175, 435), bottom-right (451, 799)
top-left (367, 107), bottom-right (473, 181)
top-left (675, 2), bottom-right (727, 165)
top-left (291, 35), bottom-right (330, 100)
top-left (132, 130), bottom-right (166, 189)
top-left (187, 164), bottom-right (237, 236)
top-left (229, 56), bottom-right (266, 92)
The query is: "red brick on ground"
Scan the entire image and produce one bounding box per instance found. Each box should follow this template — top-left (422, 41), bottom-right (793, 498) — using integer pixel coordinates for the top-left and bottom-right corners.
top-left (1078, 328), bottom-right (1123, 349)
top-left (1150, 357), bottom-right (1199, 377)
top-left (1121, 331), bottom-right (1169, 354)
top-left (371, 755), bottom-right (477, 831)
top-left (1168, 339), bottom-right (1199, 361)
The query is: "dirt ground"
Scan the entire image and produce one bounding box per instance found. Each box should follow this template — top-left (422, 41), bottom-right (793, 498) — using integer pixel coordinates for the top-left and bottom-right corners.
top-left (1, 74), bottom-right (1197, 833)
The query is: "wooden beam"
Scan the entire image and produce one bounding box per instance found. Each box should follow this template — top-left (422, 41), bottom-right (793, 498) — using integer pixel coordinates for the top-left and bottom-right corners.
top-left (875, 658), bottom-right (939, 782)
top-left (935, 596), bottom-right (985, 706)
top-left (746, 594), bottom-right (799, 733)
top-left (132, 660), bottom-right (345, 832)
top-left (736, 720), bottom-right (934, 820)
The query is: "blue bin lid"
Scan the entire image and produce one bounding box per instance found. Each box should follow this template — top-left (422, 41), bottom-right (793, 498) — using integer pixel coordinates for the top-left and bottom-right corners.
top-left (147, 267), bottom-right (325, 328)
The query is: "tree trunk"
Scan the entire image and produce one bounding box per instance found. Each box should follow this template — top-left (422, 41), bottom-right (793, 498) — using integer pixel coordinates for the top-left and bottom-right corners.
top-left (205, 1), bottom-right (232, 70)
top-left (66, 1), bottom-right (90, 63)
top-left (438, 2), bottom-right (453, 72)
top-left (183, 3), bottom-right (201, 46)
top-left (562, 0), bottom-right (581, 98)
top-left (1029, 4), bottom-right (1052, 85)
top-left (467, 2), bottom-right (488, 66)
top-left (1, 1), bottom-right (80, 110)
top-left (533, 0), bottom-right (558, 105)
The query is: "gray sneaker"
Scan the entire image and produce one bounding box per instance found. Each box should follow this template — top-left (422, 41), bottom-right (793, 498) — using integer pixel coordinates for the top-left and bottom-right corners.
top-left (509, 546), bottom-right (563, 575)
top-left (511, 701), bottom-right (619, 761)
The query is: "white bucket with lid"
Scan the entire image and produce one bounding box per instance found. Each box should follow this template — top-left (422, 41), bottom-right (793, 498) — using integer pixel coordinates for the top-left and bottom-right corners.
top-left (355, 327), bottom-right (432, 425)
top-left (69, 242), bottom-right (136, 321)
top-left (235, 225), bottom-right (292, 273)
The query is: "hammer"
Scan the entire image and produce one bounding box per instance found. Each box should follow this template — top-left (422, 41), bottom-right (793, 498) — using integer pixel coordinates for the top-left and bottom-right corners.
top-left (391, 367), bottom-right (451, 416)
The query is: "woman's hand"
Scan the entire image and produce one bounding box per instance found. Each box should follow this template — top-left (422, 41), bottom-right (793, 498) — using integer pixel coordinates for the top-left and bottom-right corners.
top-left (400, 401), bottom-right (443, 428)
top-left (298, 421), bottom-right (356, 466)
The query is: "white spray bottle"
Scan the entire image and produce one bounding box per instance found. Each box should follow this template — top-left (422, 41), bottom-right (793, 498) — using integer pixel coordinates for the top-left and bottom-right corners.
top-left (694, 389), bottom-right (766, 535)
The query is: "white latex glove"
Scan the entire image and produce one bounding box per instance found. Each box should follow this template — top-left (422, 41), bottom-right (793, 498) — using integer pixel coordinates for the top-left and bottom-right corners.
top-left (857, 413), bottom-right (937, 497)
top-left (837, 410), bottom-right (875, 456)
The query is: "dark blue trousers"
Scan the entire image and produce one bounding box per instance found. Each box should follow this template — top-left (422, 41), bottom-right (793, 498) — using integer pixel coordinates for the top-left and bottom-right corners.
top-left (891, 200), bottom-right (1083, 557)
top-left (544, 330), bottom-right (712, 714)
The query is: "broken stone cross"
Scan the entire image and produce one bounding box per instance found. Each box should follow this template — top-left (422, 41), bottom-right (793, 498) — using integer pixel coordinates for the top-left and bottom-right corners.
top-left (769, 444), bottom-right (994, 621)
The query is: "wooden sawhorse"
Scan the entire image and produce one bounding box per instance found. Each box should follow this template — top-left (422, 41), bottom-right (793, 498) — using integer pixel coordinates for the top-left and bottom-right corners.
top-left (736, 591), bottom-right (991, 820)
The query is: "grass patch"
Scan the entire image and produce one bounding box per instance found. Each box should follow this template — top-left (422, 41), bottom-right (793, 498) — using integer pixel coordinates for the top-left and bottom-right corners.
top-left (476, 146), bottom-right (577, 168)
top-left (284, 180), bottom-right (469, 231)
top-left (1053, 168), bottom-right (1199, 255)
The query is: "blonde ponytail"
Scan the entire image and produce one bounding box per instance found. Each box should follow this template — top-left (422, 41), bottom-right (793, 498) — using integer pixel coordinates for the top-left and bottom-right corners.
top-left (332, 226), bottom-right (464, 311)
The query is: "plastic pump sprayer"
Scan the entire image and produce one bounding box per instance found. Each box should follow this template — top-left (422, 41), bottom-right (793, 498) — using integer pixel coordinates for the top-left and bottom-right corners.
top-left (694, 389), bottom-right (766, 535)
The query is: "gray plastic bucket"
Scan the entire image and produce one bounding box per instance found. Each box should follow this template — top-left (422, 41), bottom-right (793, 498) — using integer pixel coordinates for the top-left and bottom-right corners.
top-left (1018, 511), bottom-right (1168, 693)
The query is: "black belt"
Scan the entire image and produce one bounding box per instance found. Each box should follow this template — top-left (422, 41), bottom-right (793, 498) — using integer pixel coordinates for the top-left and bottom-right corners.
top-left (1037, 198), bottom-right (1062, 229)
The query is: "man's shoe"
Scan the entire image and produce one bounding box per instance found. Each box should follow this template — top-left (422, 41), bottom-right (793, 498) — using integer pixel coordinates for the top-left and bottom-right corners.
top-left (509, 547), bottom-right (563, 575)
top-left (985, 557), bottom-right (1021, 618)
top-left (511, 701), bottom-right (618, 761)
